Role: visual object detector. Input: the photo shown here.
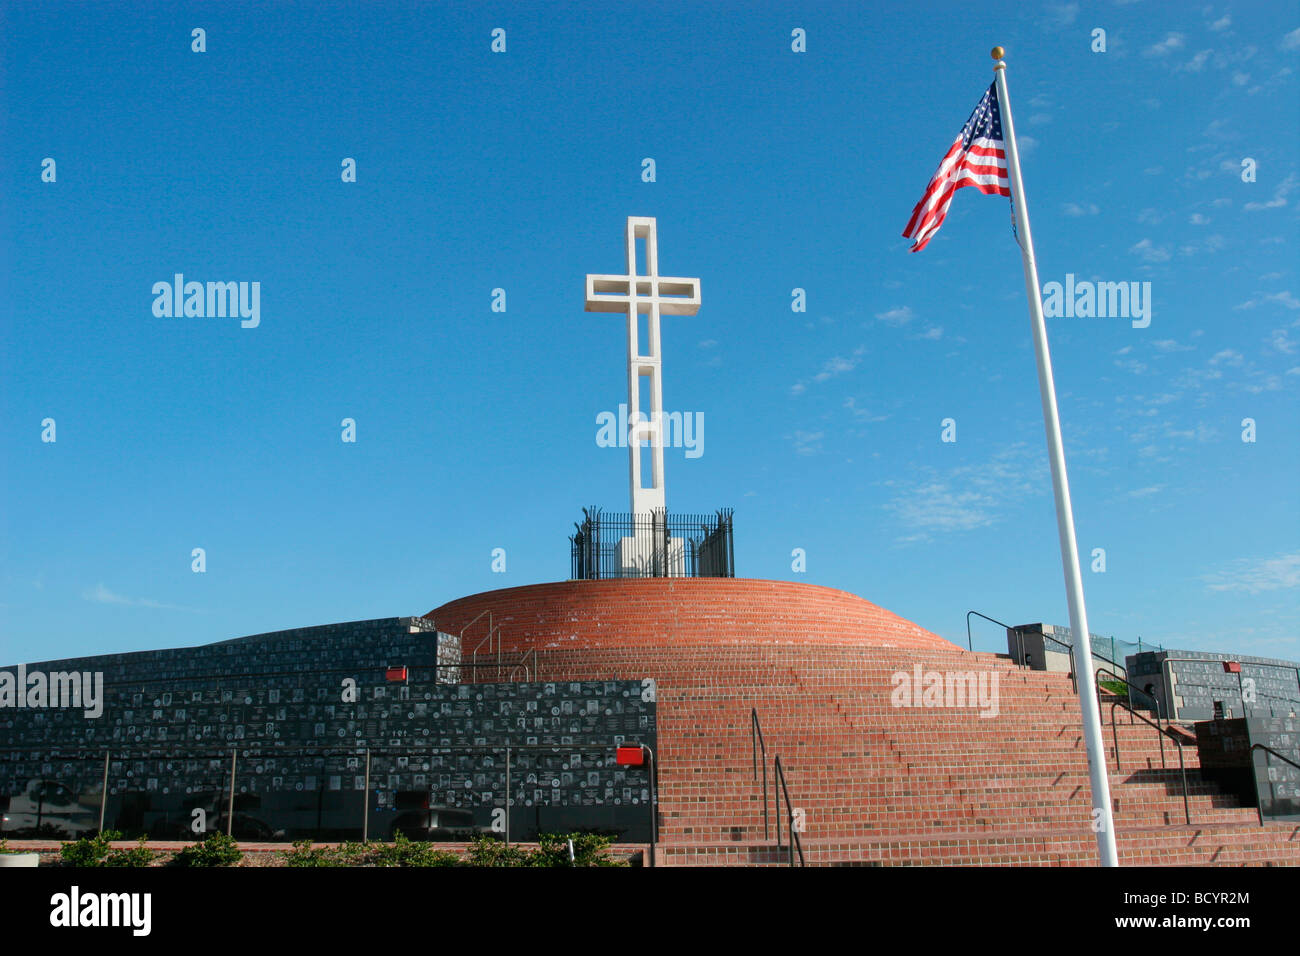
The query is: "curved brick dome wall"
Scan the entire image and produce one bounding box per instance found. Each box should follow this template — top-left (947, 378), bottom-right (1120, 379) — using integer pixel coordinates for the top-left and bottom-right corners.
top-left (425, 578), bottom-right (956, 653)
top-left (419, 579), bottom-right (1300, 866)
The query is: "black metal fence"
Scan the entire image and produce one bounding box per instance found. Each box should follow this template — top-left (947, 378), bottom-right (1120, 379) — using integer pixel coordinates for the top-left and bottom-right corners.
top-left (570, 507), bottom-right (734, 579)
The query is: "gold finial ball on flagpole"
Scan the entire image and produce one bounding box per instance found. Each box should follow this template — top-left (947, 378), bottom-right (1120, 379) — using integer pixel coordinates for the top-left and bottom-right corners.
top-left (991, 46), bottom-right (1005, 60)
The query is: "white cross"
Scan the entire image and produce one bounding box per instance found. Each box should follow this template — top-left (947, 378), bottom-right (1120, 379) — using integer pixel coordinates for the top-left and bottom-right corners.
top-left (585, 217), bottom-right (701, 516)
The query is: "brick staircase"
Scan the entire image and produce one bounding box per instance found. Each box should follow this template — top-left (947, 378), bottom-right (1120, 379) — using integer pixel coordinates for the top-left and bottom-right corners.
top-left (533, 644), bottom-right (1300, 866)
top-left (429, 578), bottom-right (1299, 866)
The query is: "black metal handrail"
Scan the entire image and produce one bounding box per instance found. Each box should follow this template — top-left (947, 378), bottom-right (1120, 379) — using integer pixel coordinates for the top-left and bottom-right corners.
top-left (1038, 631), bottom-right (1079, 692)
top-left (1038, 632), bottom-right (1127, 696)
top-left (1104, 702), bottom-right (1191, 825)
top-left (1096, 667), bottom-right (1163, 729)
top-left (772, 755), bottom-right (805, 867)
top-left (965, 610), bottom-right (1021, 658)
top-left (750, 707), bottom-right (769, 840)
top-left (470, 624), bottom-right (503, 680)
top-left (1248, 744), bottom-right (1300, 826)
top-left (508, 647), bottom-right (538, 683)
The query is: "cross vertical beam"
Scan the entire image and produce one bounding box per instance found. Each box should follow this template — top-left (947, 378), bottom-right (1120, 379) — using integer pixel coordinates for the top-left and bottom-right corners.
top-left (585, 217), bottom-right (701, 516)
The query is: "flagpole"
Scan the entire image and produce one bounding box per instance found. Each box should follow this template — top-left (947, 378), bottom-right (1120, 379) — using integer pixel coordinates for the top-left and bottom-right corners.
top-left (991, 46), bottom-right (1119, 867)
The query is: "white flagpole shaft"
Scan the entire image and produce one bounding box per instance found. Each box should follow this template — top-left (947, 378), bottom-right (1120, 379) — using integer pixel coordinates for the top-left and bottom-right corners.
top-left (993, 51), bottom-right (1119, 867)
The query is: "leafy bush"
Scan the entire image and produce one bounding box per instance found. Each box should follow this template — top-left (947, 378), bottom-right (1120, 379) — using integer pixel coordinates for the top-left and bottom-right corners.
top-left (59, 830), bottom-right (154, 867)
top-left (369, 832), bottom-right (461, 867)
top-left (282, 839), bottom-right (338, 867)
top-left (61, 830), bottom-right (119, 867)
top-left (104, 836), bottom-right (155, 867)
top-left (465, 833), bottom-right (625, 867)
top-left (331, 841), bottom-right (371, 866)
top-left (530, 832), bottom-right (626, 867)
top-left (466, 834), bottom-right (531, 867)
top-left (173, 832), bottom-right (242, 867)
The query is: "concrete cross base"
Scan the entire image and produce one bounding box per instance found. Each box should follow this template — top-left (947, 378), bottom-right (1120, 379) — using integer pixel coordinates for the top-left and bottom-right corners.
top-left (617, 535), bottom-right (686, 578)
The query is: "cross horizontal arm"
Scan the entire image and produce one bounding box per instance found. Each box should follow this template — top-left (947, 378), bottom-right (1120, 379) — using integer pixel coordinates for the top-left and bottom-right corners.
top-left (584, 274), bottom-right (702, 315)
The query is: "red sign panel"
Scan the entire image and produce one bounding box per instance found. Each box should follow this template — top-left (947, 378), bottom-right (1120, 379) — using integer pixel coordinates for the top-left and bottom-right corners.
top-left (616, 744), bottom-right (645, 766)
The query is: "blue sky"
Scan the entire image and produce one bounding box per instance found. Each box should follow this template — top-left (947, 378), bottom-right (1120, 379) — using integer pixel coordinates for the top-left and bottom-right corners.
top-left (2, 1), bottom-right (1297, 667)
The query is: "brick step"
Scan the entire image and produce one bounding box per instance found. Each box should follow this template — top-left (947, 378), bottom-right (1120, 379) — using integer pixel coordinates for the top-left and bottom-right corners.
top-left (659, 822), bottom-right (1300, 866)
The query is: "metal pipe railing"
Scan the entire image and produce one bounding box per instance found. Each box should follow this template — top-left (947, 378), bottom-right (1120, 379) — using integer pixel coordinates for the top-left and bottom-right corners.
top-left (772, 755), bottom-right (805, 867)
top-left (965, 610), bottom-right (1021, 659)
top-left (1096, 666), bottom-right (1163, 730)
top-left (1248, 744), bottom-right (1300, 826)
top-left (750, 707), bottom-right (769, 840)
top-left (1102, 699), bottom-right (1190, 825)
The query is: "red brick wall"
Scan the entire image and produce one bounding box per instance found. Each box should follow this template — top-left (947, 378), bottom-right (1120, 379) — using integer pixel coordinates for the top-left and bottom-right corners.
top-left (425, 578), bottom-right (957, 654)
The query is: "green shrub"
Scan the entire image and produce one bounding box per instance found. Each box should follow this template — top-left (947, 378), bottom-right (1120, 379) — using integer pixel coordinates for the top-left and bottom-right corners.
top-left (466, 834), bottom-right (531, 867)
top-left (370, 832), bottom-right (461, 867)
top-left (529, 832), bottom-right (626, 867)
top-left (331, 841), bottom-right (371, 866)
top-left (104, 836), bottom-right (155, 867)
top-left (60, 830), bottom-right (121, 867)
top-left (173, 832), bottom-right (242, 867)
top-left (282, 839), bottom-right (338, 867)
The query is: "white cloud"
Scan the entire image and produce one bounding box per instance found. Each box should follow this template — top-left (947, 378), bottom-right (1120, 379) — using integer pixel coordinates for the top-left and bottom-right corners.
top-left (1204, 552), bottom-right (1300, 594)
top-left (1269, 327), bottom-right (1299, 354)
top-left (883, 444), bottom-right (1047, 540)
top-left (82, 584), bottom-right (189, 611)
top-left (1145, 33), bottom-right (1186, 57)
top-left (1044, 2), bottom-right (1078, 28)
top-left (1063, 202), bottom-right (1099, 216)
top-left (1282, 27), bottom-right (1300, 50)
top-left (1127, 485), bottom-right (1165, 498)
top-left (1209, 14), bottom-right (1232, 32)
top-left (843, 397), bottom-right (888, 422)
top-left (875, 306), bottom-right (915, 326)
top-left (812, 347), bottom-right (866, 383)
top-left (792, 345), bottom-right (867, 393)
top-left (1235, 290), bottom-right (1300, 311)
top-left (887, 481), bottom-right (997, 534)
top-left (1244, 172), bottom-right (1298, 211)
top-left (1130, 237), bottom-right (1172, 263)
top-left (790, 430), bottom-right (824, 456)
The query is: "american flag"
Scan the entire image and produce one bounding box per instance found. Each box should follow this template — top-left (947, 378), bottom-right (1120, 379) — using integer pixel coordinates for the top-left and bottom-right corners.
top-left (902, 82), bottom-right (1010, 252)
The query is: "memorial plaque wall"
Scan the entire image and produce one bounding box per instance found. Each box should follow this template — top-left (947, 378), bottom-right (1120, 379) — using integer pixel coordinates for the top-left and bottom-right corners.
top-left (1128, 649), bottom-right (1300, 722)
top-left (0, 618), bottom-right (657, 842)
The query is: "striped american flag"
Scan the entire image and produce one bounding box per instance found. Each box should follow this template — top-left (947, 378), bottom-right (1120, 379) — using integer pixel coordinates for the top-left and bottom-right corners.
top-left (902, 82), bottom-right (1011, 252)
